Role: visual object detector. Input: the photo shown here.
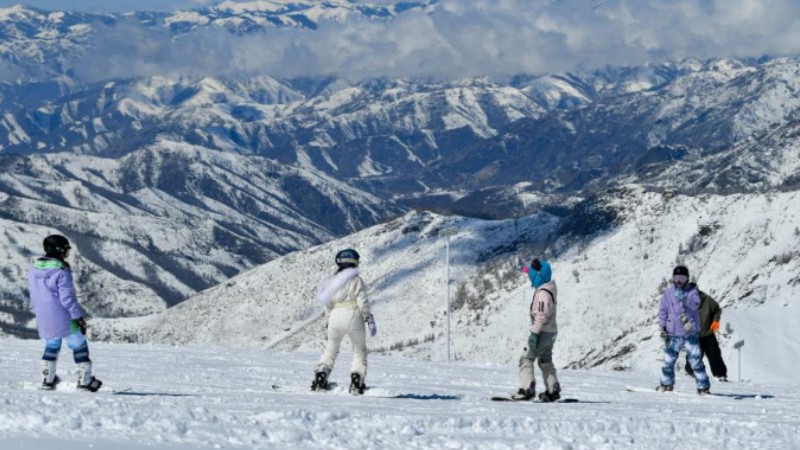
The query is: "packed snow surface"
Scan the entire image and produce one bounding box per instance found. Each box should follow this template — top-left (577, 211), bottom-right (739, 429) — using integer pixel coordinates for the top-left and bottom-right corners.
top-left (1, 338), bottom-right (797, 449)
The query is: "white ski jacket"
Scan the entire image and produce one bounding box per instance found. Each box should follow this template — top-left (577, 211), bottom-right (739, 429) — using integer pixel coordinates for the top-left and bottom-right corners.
top-left (317, 268), bottom-right (370, 317)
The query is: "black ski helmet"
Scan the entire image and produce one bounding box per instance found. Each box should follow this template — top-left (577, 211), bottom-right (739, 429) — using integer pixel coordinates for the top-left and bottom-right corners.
top-left (335, 248), bottom-right (360, 269)
top-left (43, 234), bottom-right (71, 258)
top-left (673, 265), bottom-right (689, 278)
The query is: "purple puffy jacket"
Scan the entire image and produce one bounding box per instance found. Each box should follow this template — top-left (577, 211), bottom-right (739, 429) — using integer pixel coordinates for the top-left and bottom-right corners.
top-left (658, 284), bottom-right (702, 337)
top-left (28, 258), bottom-right (83, 340)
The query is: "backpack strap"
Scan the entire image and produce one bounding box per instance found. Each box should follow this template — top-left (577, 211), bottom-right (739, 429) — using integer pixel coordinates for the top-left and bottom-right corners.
top-left (539, 288), bottom-right (555, 303)
top-left (529, 287), bottom-right (556, 313)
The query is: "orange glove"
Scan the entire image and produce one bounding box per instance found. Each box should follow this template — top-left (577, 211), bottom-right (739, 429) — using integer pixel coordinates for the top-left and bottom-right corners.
top-left (710, 320), bottom-right (720, 333)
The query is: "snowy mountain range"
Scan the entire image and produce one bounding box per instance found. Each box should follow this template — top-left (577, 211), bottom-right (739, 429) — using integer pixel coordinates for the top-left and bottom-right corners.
top-left (0, 1), bottom-right (798, 383)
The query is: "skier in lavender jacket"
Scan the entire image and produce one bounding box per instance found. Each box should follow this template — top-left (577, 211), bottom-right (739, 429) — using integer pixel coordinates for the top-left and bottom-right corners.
top-left (29, 235), bottom-right (102, 392)
top-left (657, 265), bottom-right (710, 394)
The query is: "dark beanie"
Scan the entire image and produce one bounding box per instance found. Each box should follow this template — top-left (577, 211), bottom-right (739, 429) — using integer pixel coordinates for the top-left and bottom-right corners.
top-left (673, 265), bottom-right (689, 277)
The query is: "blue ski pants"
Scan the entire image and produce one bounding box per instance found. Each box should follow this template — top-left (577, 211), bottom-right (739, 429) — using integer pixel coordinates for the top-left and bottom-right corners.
top-left (42, 331), bottom-right (90, 364)
top-left (661, 334), bottom-right (710, 389)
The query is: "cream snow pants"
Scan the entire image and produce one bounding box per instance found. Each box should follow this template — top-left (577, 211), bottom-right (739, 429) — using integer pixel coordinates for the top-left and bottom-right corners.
top-left (315, 307), bottom-right (368, 381)
top-left (519, 331), bottom-right (560, 394)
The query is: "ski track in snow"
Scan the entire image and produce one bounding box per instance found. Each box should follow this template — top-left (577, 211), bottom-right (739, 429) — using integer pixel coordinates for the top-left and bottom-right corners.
top-left (1, 339), bottom-right (798, 450)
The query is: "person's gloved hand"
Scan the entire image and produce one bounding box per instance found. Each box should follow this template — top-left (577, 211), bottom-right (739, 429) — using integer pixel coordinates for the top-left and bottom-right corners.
top-left (660, 327), bottom-right (668, 342)
top-left (75, 317), bottom-right (87, 335)
top-left (710, 320), bottom-right (720, 333)
top-left (365, 313), bottom-right (377, 337)
top-left (527, 333), bottom-right (538, 349)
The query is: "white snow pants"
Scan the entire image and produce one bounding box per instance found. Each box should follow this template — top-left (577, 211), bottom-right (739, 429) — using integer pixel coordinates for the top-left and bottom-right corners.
top-left (519, 332), bottom-right (560, 394)
top-left (315, 307), bottom-right (368, 381)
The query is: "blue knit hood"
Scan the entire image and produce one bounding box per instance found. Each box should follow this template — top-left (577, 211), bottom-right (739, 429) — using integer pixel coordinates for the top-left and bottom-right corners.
top-left (528, 260), bottom-right (552, 288)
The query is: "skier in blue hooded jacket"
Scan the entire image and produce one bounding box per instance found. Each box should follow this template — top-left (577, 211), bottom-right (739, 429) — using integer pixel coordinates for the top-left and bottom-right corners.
top-left (512, 258), bottom-right (561, 402)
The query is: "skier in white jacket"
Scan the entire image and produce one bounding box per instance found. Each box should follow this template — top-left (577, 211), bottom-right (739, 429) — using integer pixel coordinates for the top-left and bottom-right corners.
top-left (312, 249), bottom-right (376, 394)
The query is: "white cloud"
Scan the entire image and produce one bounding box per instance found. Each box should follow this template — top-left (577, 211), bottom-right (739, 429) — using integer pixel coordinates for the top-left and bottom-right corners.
top-left (70, 0), bottom-right (800, 82)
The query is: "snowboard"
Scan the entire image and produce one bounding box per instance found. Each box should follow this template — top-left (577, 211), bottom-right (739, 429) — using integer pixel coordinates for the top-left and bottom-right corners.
top-left (490, 396), bottom-right (581, 403)
top-left (271, 384), bottom-right (460, 400)
top-left (9, 380), bottom-right (116, 394)
top-left (272, 382), bottom-right (342, 394)
top-left (625, 386), bottom-right (773, 400)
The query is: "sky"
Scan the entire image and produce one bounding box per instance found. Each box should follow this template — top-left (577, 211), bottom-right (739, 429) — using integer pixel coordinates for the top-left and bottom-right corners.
top-left (5, 0), bottom-right (800, 81)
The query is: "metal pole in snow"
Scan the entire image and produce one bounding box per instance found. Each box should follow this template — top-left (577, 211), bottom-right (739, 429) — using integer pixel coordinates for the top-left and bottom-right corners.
top-left (446, 234), bottom-right (450, 361)
top-left (442, 228), bottom-right (457, 362)
top-left (733, 340), bottom-right (745, 382)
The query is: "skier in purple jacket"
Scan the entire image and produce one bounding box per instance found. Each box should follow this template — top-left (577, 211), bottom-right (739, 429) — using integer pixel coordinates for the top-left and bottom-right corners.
top-left (29, 235), bottom-right (102, 392)
top-left (656, 265), bottom-right (710, 394)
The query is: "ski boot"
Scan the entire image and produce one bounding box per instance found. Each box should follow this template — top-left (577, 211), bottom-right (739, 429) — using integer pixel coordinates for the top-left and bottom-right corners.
top-left (41, 376), bottom-right (61, 391)
top-left (311, 371), bottom-right (328, 391)
top-left (77, 362), bottom-right (103, 392)
top-left (656, 384), bottom-right (674, 392)
top-left (539, 390), bottom-right (561, 403)
top-left (697, 387), bottom-right (711, 395)
top-left (349, 373), bottom-right (365, 395)
top-left (40, 360), bottom-right (59, 390)
top-left (511, 382), bottom-right (535, 401)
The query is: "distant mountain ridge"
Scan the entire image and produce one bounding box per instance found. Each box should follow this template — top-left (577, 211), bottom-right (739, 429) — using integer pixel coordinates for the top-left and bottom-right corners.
top-left (3, 57), bottom-right (799, 206)
top-left (166, 0), bottom-right (438, 32)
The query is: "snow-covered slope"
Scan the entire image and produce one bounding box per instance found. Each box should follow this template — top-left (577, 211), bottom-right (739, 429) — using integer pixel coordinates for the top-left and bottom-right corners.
top-left (101, 210), bottom-right (559, 347)
top-left (0, 337), bottom-right (796, 449)
top-left (98, 186), bottom-right (800, 384)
